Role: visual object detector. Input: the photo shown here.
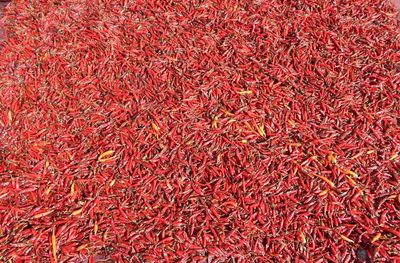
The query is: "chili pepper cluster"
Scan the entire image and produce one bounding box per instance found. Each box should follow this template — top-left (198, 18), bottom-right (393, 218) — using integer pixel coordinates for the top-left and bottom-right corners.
top-left (0, 0), bottom-right (399, 262)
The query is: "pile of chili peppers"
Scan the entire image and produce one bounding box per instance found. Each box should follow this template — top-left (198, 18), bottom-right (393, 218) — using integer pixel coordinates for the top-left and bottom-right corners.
top-left (0, 0), bottom-right (399, 262)
top-left (0, 1), bottom-right (10, 40)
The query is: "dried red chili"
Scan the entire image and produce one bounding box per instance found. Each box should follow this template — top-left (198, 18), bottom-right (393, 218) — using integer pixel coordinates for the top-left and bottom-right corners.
top-left (0, 0), bottom-right (399, 262)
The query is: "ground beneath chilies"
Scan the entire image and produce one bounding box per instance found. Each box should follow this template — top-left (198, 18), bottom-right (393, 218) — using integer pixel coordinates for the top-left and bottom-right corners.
top-left (0, 0), bottom-right (399, 262)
